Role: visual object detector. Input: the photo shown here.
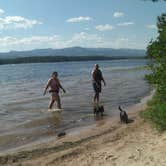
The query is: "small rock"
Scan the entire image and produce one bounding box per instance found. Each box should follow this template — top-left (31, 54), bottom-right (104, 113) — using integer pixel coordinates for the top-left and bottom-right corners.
top-left (57, 131), bottom-right (66, 137)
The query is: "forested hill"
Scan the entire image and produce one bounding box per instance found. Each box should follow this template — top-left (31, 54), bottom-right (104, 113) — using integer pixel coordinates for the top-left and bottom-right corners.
top-left (0, 55), bottom-right (146, 65)
top-left (0, 47), bottom-right (146, 65)
top-left (0, 47), bottom-right (146, 59)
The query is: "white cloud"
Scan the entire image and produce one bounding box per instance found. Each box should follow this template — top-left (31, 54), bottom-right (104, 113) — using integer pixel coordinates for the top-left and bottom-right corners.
top-left (0, 35), bottom-right (64, 51)
top-left (64, 32), bottom-right (103, 48)
top-left (0, 33), bottom-right (145, 52)
top-left (95, 24), bottom-right (114, 31)
top-left (111, 38), bottom-right (133, 48)
top-left (0, 33), bottom-right (104, 51)
top-left (68, 32), bottom-right (102, 43)
top-left (66, 16), bottom-right (92, 23)
top-left (146, 24), bottom-right (157, 29)
top-left (67, 35), bottom-right (141, 49)
top-left (0, 16), bottom-right (42, 30)
top-left (101, 37), bottom-right (139, 49)
top-left (0, 8), bottom-right (42, 30)
top-left (117, 22), bottom-right (134, 26)
top-left (84, 27), bottom-right (90, 31)
top-left (113, 12), bottom-right (124, 18)
top-left (0, 9), bottom-right (5, 15)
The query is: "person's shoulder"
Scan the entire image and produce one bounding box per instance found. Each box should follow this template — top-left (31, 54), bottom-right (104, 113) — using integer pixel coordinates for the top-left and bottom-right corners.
top-left (48, 78), bottom-right (53, 83)
top-left (96, 69), bottom-right (102, 73)
top-left (91, 69), bottom-right (95, 74)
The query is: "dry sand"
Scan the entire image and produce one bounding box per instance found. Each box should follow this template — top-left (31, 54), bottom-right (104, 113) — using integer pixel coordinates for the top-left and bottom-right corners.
top-left (1, 91), bottom-right (166, 166)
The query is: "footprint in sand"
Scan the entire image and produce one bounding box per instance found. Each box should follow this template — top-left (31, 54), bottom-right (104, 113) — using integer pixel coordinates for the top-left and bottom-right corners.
top-left (111, 157), bottom-right (118, 161)
top-left (128, 155), bottom-right (135, 160)
top-left (149, 156), bottom-right (154, 162)
top-left (105, 155), bottom-right (114, 160)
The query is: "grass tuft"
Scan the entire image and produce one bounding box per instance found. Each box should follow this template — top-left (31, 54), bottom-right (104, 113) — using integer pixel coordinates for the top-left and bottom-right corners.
top-left (141, 93), bottom-right (166, 131)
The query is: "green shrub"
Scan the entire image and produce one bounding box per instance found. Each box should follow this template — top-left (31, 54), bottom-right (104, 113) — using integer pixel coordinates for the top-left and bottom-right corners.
top-left (143, 13), bottom-right (166, 131)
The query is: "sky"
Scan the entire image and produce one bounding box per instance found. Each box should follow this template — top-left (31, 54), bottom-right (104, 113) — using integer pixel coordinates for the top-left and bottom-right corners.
top-left (0, 0), bottom-right (166, 52)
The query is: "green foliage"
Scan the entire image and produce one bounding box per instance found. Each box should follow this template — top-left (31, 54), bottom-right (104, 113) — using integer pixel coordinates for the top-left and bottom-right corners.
top-left (143, 13), bottom-right (166, 131)
top-left (141, 94), bottom-right (166, 131)
top-left (146, 14), bottom-right (166, 101)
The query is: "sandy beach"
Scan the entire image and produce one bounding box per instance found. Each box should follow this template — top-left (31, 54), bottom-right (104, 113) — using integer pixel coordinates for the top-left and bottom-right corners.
top-left (1, 91), bottom-right (166, 166)
top-left (0, 0), bottom-right (166, 165)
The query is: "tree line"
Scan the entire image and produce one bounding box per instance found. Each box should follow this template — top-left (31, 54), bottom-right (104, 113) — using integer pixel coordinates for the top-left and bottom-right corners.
top-left (0, 55), bottom-right (145, 65)
top-left (142, 0), bottom-right (166, 130)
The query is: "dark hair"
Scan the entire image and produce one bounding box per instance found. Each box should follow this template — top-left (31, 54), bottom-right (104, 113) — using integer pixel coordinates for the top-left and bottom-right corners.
top-left (95, 64), bottom-right (99, 69)
top-left (52, 71), bottom-right (58, 76)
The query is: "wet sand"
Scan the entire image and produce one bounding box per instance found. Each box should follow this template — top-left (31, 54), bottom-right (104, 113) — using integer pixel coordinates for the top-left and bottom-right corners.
top-left (1, 91), bottom-right (166, 166)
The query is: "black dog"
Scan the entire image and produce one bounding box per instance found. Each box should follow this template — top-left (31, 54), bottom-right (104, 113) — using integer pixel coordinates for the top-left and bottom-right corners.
top-left (118, 106), bottom-right (128, 124)
top-left (93, 105), bottom-right (104, 116)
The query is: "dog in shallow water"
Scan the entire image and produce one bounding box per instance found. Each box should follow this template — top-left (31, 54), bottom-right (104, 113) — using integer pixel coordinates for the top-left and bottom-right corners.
top-left (93, 105), bottom-right (104, 116)
top-left (118, 105), bottom-right (128, 123)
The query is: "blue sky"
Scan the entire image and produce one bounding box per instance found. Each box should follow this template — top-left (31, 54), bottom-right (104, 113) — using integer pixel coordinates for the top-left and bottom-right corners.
top-left (0, 0), bottom-right (165, 52)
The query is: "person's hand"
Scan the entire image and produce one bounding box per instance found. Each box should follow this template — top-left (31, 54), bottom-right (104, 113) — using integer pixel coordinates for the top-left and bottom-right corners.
top-left (43, 91), bottom-right (46, 96)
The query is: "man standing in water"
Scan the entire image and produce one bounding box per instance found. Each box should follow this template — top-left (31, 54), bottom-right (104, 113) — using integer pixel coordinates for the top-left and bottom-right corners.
top-left (43, 71), bottom-right (66, 110)
top-left (91, 64), bottom-right (106, 103)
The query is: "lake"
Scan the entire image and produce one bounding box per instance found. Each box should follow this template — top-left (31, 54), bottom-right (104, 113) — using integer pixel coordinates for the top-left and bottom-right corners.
top-left (0, 59), bottom-right (150, 151)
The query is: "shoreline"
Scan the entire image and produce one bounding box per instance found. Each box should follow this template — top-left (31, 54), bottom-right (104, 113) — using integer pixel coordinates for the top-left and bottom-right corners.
top-left (0, 59), bottom-right (150, 155)
top-left (0, 90), bottom-right (157, 165)
top-left (0, 90), bottom-right (153, 154)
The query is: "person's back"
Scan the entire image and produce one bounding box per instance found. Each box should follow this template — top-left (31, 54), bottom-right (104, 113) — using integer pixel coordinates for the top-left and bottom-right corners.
top-left (91, 64), bottom-right (106, 103)
top-left (92, 68), bottom-right (102, 84)
top-left (49, 78), bottom-right (60, 93)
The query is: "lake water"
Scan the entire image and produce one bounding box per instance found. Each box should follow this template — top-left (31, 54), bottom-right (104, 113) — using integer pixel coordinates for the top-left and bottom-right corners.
top-left (0, 59), bottom-right (150, 151)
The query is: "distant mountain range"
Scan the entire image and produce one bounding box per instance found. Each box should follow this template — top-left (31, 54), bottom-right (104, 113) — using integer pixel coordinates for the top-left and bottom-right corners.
top-left (0, 47), bottom-right (146, 59)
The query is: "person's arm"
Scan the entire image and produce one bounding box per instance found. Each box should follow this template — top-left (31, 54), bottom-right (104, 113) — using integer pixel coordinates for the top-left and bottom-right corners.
top-left (57, 79), bottom-right (66, 93)
top-left (43, 79), bottom-right (51, 95)
top-left (102, 78), bottom-right (106, 86)
top-left (101, 72), bottom-right (106, 86)
top-left (92, 70), bottom-right (97, 83)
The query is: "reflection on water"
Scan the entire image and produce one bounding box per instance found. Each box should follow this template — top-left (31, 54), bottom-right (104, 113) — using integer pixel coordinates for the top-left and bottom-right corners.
top-left (0, 59), bottom-right (150, 151)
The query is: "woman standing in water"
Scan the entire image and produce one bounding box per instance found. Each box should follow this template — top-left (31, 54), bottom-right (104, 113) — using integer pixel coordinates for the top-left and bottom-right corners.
top-left (43, 71), bottom-right (66, 110)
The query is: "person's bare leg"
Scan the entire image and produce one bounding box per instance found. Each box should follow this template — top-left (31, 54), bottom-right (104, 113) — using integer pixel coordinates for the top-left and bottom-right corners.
top-left (49, 99), bottom-right (55, 109)
top-left (53, 93), bottom-right (62, 109)
top-left (56, 95), bottom-right (62, 109)
top-left (94, 93), bottom-right (97, 102)
top-left (49, 93), bottom-right (56, 109)
top-left (96, 92), bottom-right (99, 103)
